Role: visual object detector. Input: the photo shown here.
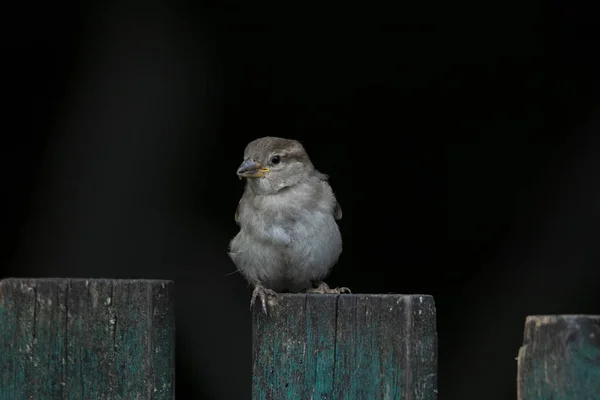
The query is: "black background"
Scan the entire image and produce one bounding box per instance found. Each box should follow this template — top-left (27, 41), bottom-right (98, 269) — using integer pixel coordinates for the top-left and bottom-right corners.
top-left (3, 1), bottom-right (600, 399)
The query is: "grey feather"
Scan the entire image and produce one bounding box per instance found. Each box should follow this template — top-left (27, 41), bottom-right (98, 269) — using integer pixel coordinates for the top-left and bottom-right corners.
top-left (314, 170), bottom-right (342, 220)
top-left (228, 137), bottom-right (343, 293)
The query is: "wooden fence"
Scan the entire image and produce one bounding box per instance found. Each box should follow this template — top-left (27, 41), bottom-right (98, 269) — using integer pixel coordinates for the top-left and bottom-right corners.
top-left (0, 278), bottom-right (174, 399)
top-left (1, 278), bottom-right (598, 399)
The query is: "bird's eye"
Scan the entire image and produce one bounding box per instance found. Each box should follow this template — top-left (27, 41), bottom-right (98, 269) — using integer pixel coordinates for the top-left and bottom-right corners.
top-left (271, 155), bottom-right (281, 164)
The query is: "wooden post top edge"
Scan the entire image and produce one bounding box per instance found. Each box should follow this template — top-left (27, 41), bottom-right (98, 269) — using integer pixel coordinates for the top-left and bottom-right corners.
top-left (525, 314), bottom-right (600, 325)
top-left (0, 278), bottom-right (174, 285)
top-left (269, 293), bottom-right (435, 300)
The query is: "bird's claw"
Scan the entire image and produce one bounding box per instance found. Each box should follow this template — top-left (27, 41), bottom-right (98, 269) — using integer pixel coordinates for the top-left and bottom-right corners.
top-left (307, 281), bottom-right (352, 294)
top-left (251, 284), bottom-right (277, 314)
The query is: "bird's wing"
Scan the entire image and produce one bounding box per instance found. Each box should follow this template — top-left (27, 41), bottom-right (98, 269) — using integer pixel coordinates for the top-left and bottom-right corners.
top-left (333, 200), bottom-right (343, 220)
top-left (234, 200), bottom-right (241, 224)
top-left (235, 187), bottom-right (252, 225)
top-left (314, 171), bottom-right (329, 180)
top-left (314, 170), bottom-right (342, 220)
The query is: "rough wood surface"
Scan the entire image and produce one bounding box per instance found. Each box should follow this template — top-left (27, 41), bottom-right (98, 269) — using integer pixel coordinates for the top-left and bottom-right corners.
top-left (252, 293), bottom-right (437, 400)
top-left (517, 315), bottom-right (600, 400)
top-left (0, 278), bottom-right (175, 400)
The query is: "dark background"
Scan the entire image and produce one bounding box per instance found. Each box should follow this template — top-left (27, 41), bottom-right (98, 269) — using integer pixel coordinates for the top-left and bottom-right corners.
top-left (3, 1), bottom-right (599, 399)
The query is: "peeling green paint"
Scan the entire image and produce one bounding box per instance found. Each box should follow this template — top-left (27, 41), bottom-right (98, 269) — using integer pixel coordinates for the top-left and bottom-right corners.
top-left (518, 315), bottom-right (600, 400)
top-left (252, 294), bottom-right (437, 400)
top-left (0, 278), bottom-right (174, 400)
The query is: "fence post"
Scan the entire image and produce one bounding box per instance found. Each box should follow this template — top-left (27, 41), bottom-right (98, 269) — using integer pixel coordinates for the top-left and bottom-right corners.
top-left (0, 278), bottom-right (175, 400)
top-left (517, 315), bottom-right (600, 400)
top-left (252, 293), bottom-right (437, 400)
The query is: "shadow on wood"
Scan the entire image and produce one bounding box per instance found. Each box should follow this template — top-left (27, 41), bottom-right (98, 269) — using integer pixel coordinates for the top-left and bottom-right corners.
top-left (252, 293), bottom-right (437, 400)
top-left (0, 278), bottom-right (175, 400)
top-left (517, 315), bottom-right (600, 400)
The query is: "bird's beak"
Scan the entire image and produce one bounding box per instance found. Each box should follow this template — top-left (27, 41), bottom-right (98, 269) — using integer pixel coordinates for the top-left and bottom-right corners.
top-left (237, 159), bottom-right (270, 179)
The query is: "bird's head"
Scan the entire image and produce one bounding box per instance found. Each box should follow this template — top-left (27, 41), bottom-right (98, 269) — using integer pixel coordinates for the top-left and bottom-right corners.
top-left (236, 137), bottom-right (314, 194)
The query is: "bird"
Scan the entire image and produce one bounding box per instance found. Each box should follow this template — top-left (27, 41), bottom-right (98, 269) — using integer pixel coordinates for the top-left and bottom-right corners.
top-left (228, 137), bottom-right (350, 314)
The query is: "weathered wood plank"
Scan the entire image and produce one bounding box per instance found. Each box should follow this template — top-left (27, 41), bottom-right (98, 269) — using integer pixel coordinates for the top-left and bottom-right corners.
top-left (517, 315), bottom-right (600, 400)
top-left (0, 278), bottom-right (175, 400)
top-left (252, 294), bottom-right (437, 400)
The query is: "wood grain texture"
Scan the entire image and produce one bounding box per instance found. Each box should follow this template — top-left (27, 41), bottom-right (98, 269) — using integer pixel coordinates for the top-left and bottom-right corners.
top-left (517, 315), bottom-right (600, 400)
top-left (252, 294), bottom-right (437, 400)
top-left (0, 278), bottom-right (175, 400)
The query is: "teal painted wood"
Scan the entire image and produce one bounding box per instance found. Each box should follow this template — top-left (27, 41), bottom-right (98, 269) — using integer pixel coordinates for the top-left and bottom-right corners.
top-left (0, 278), bottom-right (175, 400)
top-left (252, 294), bottom-right (437, 400)
top-left (517, 315), bottom-right (600, 400)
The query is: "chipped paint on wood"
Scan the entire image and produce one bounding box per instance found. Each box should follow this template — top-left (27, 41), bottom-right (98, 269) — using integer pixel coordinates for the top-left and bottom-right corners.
top-left (0, 278), bottom-right (175, 400)
top-left (517, 315), bottom-right (600, 400)
top-left (252, 294), bottom-right (437, 400)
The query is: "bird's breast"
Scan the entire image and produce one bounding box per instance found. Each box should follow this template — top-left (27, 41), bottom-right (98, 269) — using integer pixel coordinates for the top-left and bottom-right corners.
top-left (239, 186), bottom-right (335, 245)
top-left (241, 207), bottom-right (325, 246)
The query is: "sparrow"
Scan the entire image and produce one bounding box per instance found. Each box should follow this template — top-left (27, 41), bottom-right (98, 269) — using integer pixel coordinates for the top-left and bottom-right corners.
top-left (228, 137), bottom-right (350, 314)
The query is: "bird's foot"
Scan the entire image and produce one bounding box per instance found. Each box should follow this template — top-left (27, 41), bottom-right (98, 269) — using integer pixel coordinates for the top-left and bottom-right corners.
top-left (250, 284), bottom-right (277, 314)
top-left (306, 281), bottom-right (351, 294)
